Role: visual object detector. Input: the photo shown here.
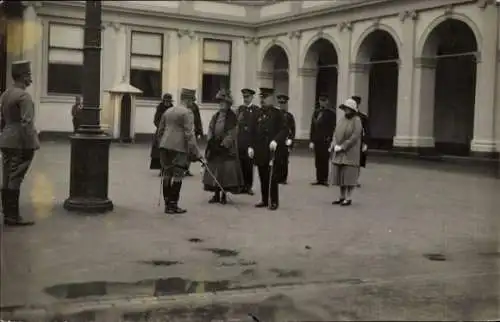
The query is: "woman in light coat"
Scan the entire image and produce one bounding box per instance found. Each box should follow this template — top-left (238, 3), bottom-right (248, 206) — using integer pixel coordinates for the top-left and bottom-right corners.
top-left (329, 98), bottom-right (363, 206)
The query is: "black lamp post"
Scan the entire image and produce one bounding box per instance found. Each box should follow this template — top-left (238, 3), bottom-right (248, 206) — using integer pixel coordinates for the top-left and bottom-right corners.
top-left (63, 0), bottom-right (113, 213)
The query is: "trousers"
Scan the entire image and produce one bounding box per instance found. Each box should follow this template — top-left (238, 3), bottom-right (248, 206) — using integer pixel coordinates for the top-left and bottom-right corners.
top-left (257, 164), bottom-right (279, 205)
top-left (313, 141), bottom-right (329, 183)
top-left (239, 150), bottom-right (254, 188)
top-left (1, 148), bottom-right (35, 190)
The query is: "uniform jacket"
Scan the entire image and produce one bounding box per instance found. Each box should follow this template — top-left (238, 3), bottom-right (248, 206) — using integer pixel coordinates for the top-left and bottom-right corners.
top-left (283, 110), bottom-right (296, 142)
top-left (0, 86), bottom-right (40, 150)
top-left (310, 107), bottom-right (336, 144)
top-left (187, 102), bottom-right (203, 137)
top-left (236, 103), bottom-right (258, 151)
top-left (332, 115), bottom-right (362, 167)
top-left (158, 103), bottom-right (201, 159)
top-left (249, 105), bottom-right (287, 166)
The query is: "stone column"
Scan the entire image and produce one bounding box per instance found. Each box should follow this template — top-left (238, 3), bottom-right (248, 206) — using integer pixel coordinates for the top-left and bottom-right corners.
top-left (411, 57), bottom-right (436, 151)
top-left (166, 30), bottom-right (180, 103)
top-left (393, 10), bottom-right (418, 149)
top-left (298, 68), bottom-right (317, 139)
top-left (22, 3), bottom-right (42, 103)
top-left (337, 21), bottom-right (353, 111)
top-left (243, 37), bottom-right (259, 90)
top-left (288, 31), bottom-right (303, 137)
top-left (231, 38), bottom-right (246, 98)
top-left (471, 3), bottom-right (499, 155)
top-left (5, 7), bottom-right (24, 89)
top-left (349, 63), bottom-right (369, 113)
top-left (177, 29), bottom-right (197, 94)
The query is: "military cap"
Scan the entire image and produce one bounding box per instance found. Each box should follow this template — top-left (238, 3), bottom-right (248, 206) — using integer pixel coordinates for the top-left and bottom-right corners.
top-left (259, 87), bottom-right (275, 97)
top-left (162, 93), bottom-right (173, 101)
top-left (180, 88), bottom-right (196, 99)
top-left (11, 60), bottom-right (31, 78)
top-left (215, 88), bottom-right (233, 103)
top-left (351, 95), bottom-right (362, 105)
top-left (241, 88), bottom-right (256, 96)
top-left (276, 94), bottom-right (289, 102)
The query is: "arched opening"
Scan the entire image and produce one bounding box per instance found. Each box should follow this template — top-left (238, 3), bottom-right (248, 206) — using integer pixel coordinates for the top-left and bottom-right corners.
top-left (302, 38), bottom-right (338, 134)
top-left (354, 29), bottom-right (399, 150)
top-left (260, 44), bottom-right (289, 95)
top-left (422, 19), bottom-right (478, 156)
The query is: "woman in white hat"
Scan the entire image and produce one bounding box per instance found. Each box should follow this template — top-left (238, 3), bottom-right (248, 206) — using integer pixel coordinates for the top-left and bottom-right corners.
top-left (329, 98), bottom-right (363, 206)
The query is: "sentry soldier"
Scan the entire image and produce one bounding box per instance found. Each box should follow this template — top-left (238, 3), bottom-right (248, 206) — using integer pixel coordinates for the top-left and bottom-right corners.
top-left (236, 88), bottom-right (259, 194)
top-left (0, 60), bottom-right (40, 226)
top-left (247, 88), bottom-right (287, 211)
top-left (275, 94), bottom-right (296, 185)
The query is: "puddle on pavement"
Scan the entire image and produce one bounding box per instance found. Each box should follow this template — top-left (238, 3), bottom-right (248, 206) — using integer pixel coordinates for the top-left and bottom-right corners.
top-left (423, 253), bottom-right (447, 261)
top-left (334, 278), bottom-right (365, 285)
top-left (478, 251), bottom-right (500, 258)
top-left (138, 260), bottom-right (182, 266)
top-left (202, 247), bottom-right (239, 257)
top-left (269, 268), bottom-right (303, 278)
top-left (219, 259), bottom-right (257, 267)
top-left (188, 238), bottom-right (203, 243)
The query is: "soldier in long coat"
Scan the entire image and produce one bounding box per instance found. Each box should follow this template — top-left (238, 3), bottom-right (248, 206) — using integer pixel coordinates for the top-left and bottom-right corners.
top-left (203, 89), bottom-right (245, 204)
top-left (309, 93), bottom-right (336, 186)
top-left (150, 93), bottom-right (173, 172)
top-left (275, 94), bottom-right (296, 184)
top-left (0, 61), bottom-right (40, 226)
top-left (157, 88), bottom-right (202, 214)
top-left (185, 92), bottom-right (203, 176)
top-left (236, 88), bottom-right (258, 194)
top-left (351, 95), bottom-right (369, 187)
top-left (247, 88), bottom-right (287, 211)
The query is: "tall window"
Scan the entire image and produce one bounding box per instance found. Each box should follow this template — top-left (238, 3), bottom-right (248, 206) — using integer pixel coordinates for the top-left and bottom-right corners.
top-left (130, 31), bottom-right (163, 99)
top-left (47, 24), bottom-right (84, 95)
top-left (202, 39), bottom-right (232, 103)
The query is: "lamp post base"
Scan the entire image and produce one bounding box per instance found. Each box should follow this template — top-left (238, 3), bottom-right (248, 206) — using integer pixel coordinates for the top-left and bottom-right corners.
top-left (63, 133), bottom-right (114, 214)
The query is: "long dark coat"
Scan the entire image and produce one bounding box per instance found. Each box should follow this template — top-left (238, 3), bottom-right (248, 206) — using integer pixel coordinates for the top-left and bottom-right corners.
top-left (274, 109), bottom-right (295, 183)
top-left (202, 108), bottom-right (245, 194)
top-left (236, 103), bottom-right (259, 152)
top-left (150, 102), bottom-right (172, 169)
top-left (359, 113), bottom-right (369, 167)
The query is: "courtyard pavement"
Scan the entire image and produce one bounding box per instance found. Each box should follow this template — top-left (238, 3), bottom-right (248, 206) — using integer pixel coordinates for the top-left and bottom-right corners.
top-left (0, 141), bottom-right (499, 321)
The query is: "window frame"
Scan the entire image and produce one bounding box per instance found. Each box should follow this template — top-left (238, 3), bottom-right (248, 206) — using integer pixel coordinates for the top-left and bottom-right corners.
top-left (201, 38), bottom-right (232, 104)
top-left (46, 22), bottom-right (84, 96)
top-left (129, 30), bottom-right (164, 100)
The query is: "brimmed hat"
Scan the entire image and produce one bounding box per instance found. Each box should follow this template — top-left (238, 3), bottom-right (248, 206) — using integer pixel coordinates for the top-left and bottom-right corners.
top-left (11, 60), bottom-right (31, 79)
top-left (351, 95), bottom-right (362, 105)
top-left (241, 88), bottom-right (255, 96)
top-left (339, 98), bottom-right (358, 112)
top-left (215, 89), bottom-right (233, 104)
top-left (276, 94), bottom-right (289, 102)
top-left (259, 87), bottom-right (275, 98)
top-left (180, 88), bottom-right (195, 100)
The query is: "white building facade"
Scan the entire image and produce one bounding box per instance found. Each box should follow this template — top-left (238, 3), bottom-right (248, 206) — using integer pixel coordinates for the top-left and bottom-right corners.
top-left (1, 0), bottom-right (499, 158)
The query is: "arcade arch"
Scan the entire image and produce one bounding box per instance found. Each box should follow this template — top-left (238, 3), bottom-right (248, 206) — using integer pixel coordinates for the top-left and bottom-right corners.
top-left (260, 44), bottom-right (289, 95)
top-left (353, 29), bottom-right (400, 150)
top-left (419, 18), bottom-right (478, 156)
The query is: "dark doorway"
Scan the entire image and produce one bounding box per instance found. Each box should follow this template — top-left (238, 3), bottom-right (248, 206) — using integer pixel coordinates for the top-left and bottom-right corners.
top-left (363, 30), bottom-right (399, 150)
top-left (0, 9), bottom-right (7, 93)
top-left (431, 20), bottom-right (477, 156)
top-left (313, 39), bottom-right (338, 108)
top-left (120, 94), bottom-right (132, 143)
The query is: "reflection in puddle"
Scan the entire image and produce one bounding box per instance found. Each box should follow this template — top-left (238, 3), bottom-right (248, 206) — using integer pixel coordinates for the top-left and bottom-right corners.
top-left (202, 248), bottom-right (240, 257)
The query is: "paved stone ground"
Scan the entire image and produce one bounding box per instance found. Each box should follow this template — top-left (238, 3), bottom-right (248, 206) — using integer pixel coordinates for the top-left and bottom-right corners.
top-left (1, 142), bottom-right (499, 321)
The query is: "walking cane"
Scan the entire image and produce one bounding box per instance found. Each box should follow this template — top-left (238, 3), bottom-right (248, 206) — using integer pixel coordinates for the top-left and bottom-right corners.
top-left (328, 141), bottom-right (336, 187)
top-left (268, 150), bottom-right (275, 206)
top-left (200, 159), bottom-right (242, 211)
top-left (158, 168), bottom-right (165, 207)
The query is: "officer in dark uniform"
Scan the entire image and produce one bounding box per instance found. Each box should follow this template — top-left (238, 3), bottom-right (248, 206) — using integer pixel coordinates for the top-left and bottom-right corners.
top-left (275, 94), bottom-right (296, 184)
top-left (247, 88), bottom-right (287, 210)
top-left (236, 88), bottom-right (259, 194)
top-left (0, 60), bottom-right (40, 226)
top-left (309, 93), bottom-right (336, 186)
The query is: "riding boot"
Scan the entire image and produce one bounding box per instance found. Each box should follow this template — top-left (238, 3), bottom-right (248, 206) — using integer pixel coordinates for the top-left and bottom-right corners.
top-left (162, 178), bottom-right (172, 213)
top-left (1, 188), bottom-right (7, 214)
top-left (166, 181), bottom-right (186, 214)
top-left (220, 192), bottom-right (227, 204)
top-left (209, 190), bottom-right (220, 204)
top-left (4, 189), bottom-right (34, 226)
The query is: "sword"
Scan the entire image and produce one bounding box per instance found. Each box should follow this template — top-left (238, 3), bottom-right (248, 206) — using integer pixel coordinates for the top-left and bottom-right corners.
top-left (200, 159), bottom-right (227, 195)
top-left (268, 150), bottom-right (275, 206)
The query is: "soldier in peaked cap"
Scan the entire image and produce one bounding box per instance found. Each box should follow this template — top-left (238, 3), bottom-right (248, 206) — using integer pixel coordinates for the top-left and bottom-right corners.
top-left (275, 94), bottom-right (295, 185)
top-left (309, 92), bottom-right (336, 186)
top-left (0, 60), bottom-right (40, 226)
top-left (157, 88), bottom-right (203, 214)
top-left (236, 88), bottom-right (259, 195)
top-left (150, 93), bottom-right (174, 173)
top-left (247, 87), bottom-right (287, 211)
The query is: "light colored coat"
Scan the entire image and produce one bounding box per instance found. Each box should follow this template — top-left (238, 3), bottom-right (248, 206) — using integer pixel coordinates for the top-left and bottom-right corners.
top-left (0, 86), bottom-right (40, 150)
top-left (157, 103), bottom-right (200, 159)
top-left (332, 115), bottom-right (362, 166)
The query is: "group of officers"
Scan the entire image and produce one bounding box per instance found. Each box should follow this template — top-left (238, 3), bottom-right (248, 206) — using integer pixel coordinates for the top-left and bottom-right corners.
top-left (150, 86), bottom-right (365, 213)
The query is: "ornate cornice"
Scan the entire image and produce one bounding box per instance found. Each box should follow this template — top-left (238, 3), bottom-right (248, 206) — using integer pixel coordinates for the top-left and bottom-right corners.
top-left (349, 63), bottom-right (369, 73)
top-left (256, 70), bottom-right (273, 80)
top-left (338, 21), bottom-right (352, 32)
top-left (177, 29), bottom-right (195, 39)
top-left (414, 57), bottom-right (437, 69)
top-left (288, 30), bottom-right (302, 39)
top-left (372, 18), bottom-right (381, 28)
top-left (298, 68), bottom-right (317, 77)
top-left (399, 10), bottom-right (418, 22)
top-left (104, 22), bottom-right (122, 32)
top-left (243, 37), bottom-right (260, 45)
top-left (444, 4), bottom-right (454, 17)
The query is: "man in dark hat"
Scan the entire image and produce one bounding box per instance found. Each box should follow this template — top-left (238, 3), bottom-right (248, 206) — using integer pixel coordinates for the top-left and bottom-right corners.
top-left (157, 88), bottom-right (203, 214)
top-left (236, 88), bottom-right (258, 194)
top-left (150, 93), bottom-right (173, 173)
top-left (185, 89), bottom-right (203, 176)
top-left (0, 60), bottom-right (40, 226)
top-left (351, 95), bottom-right (369, 187)
top-left (309, 93), bottom-right (336, 186)
top-left (275, 94), bottom-right (295, 184)
top-left (247, 88), bottom-right (287, 210)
